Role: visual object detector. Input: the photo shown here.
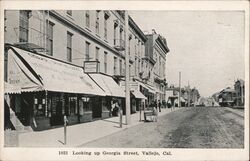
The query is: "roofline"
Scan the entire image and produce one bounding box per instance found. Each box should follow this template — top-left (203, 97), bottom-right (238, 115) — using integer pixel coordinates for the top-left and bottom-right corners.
top-left (155, 36), bottom-right (170, 53)
top-left (128, 16), bottom-right (147, 42)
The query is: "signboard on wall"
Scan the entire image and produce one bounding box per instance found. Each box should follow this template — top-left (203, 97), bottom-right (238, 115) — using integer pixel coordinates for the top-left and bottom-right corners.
top-left (84, 61), bottom-right (100, 73)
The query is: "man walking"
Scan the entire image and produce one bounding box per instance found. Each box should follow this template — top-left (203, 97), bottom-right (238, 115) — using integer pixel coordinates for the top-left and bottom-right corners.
top-left (158, 100), bottom-right (161, 112)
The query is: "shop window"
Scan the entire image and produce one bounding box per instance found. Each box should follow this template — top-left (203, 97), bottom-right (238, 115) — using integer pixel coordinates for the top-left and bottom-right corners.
top-left (69, 96), bottom-right (77, 115)
top-left (34, 94), bottom-right (46, 117)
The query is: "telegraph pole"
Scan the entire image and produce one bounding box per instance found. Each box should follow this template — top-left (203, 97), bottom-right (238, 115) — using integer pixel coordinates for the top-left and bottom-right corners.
top-left (179, 72), bottom-right (181, 108)
top-left (188, 81), bottom-right (190, 107)
top-left (125, 10), bottom-right (131, 125)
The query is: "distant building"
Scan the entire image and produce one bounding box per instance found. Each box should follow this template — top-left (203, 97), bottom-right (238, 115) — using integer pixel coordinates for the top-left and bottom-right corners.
top-left (144, 30), bottom-right (169, 104)
top-left (234, 79), bottom-right (245, 106)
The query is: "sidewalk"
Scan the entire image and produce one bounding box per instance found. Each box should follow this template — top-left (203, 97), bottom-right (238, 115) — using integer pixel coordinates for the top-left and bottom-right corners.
top-left (18, 107), bottom-right (180, 147)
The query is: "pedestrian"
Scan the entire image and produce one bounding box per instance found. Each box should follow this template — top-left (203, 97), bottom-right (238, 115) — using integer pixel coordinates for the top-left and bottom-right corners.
top-left (152, 101), bottom-right (158, 122)
top-left (167, 99), bottom-right (172, 109)
top-left (158, 100), bottom-right (161, 112)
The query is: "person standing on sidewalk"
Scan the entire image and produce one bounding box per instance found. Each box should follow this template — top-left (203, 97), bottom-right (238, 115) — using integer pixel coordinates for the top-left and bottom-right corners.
top-left (158, 100), bottom-right (161, 112)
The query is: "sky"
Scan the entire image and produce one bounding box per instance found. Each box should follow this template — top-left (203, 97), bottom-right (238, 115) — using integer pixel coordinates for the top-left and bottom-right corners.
top-left (129, 11), bottom-right (245, 97)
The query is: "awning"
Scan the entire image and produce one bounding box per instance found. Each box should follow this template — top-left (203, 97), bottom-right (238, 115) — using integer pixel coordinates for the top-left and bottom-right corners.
top-left (4, 82), bottom-right (21, 94)
top-left (88, 73), bottom-right (125, 98)
top-left (131, 90), bottom-right (147, 99)
top-left (7, 46), bottom-right (105, 96)
top-left (145, 84), bottom-right (156, 94)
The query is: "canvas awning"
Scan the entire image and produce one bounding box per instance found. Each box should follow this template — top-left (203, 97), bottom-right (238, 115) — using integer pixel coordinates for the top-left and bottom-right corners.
top-left (145, 84), bottom-right (156, 94)
top-left (4, 82), bottom-right (21, 94)
top-left (6, 46), bottom-right (105, 96)
top-left (131, 90), bottom-right (147, 99)
top-left (88, 73), bottom-right (125, 98)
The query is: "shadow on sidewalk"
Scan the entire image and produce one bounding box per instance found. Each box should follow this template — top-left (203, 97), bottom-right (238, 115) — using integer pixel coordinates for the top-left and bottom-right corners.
top-left (102, 119), bottom-right (127, 125)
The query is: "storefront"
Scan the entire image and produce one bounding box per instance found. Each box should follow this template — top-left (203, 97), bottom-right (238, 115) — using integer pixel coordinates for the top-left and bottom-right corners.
top-left (88, 73), bottom-right (125, 118)
top-left (121, 80), bottom-right (148, 113)
top-left (6, 45), bottom-right (106, 130)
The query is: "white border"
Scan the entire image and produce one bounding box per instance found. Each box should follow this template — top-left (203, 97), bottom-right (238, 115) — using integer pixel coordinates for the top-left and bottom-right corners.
top-left (0, 1), bottom-right (249, 161)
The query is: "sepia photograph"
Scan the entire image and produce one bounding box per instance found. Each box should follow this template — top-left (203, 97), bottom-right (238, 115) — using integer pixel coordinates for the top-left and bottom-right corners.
top-left (0, 1), bottom-right (249, 161)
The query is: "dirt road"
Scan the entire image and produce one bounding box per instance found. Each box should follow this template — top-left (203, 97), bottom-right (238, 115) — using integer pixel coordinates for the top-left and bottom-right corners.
top-left (81, 106), bottom-right (244, 148)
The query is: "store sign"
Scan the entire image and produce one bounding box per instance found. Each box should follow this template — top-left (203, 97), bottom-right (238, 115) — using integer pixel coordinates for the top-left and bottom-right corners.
top-left (84, 61), bottom-right (99, 73)
top-left (8, 49), bottom-right (43, 91)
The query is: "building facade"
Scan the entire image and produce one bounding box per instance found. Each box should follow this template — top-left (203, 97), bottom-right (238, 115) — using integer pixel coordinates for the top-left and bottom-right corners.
top-left (234, 79), bottom-right (245, 106)
top-left (4, 10), bottom-right (169, 130)
top-left (144, 30), bottom-right (169, 104)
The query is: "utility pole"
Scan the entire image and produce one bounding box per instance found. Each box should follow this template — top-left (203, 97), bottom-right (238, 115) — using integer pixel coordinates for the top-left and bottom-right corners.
top-left (188, 81), bottom-right (190, 107)
top-left (179, 72), bottom-right (181, 108)
top-left (125, 10), bottom-right (131, 125)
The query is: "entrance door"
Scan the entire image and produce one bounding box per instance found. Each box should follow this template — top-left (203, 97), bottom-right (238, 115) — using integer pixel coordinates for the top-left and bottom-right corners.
top-left (19, 93), bottom-right (33, 126)
top-left (50, 95), bottom-right (63, 126)
top-left (92, 97), bottom-right (102, 119)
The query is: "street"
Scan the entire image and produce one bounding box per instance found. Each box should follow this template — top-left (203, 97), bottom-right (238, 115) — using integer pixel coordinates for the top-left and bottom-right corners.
top-left (82, 106), bottom-right (244, 148)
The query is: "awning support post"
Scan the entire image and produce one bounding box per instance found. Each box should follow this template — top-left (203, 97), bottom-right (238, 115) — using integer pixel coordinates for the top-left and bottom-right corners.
top-left (45, 90), bottom-right (48, 117)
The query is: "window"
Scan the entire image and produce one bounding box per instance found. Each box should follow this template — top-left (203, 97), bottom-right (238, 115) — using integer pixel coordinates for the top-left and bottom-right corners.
top-left (128, 38), bottom-right (131, 55)
top-left (104, 16), bottom-right (108, 40)
top-left (67, 32), bottom-right (72, 62)
top-left (114, 23), bottom-right (118, 45)
top-left (114, 57), bottom-right (117, 75)
top-left (85, 11), bottom-right (90, 28)
top-left (85, 41), bottom-right (90, 61)
top-left (95, 47), bottom-right (99, 61)
top-left (135, 57), bottom-right (137, 76)
top-left (119, 59), bottom-right (122, 75)
top-left (104, 52), bottom-right (108, 73)
top-left (138, 59), bottom-right (140, 74)
top-left (95, 11), bottom-right (99, 34)
top-left (67, 10), bottom-right (72, 16)
top-left (68, 96), bottom-right (77, 115)
top-left (19, 10), bottom-right (29, 42)
top-left (46, 21), bottom-right (54, 56)
top-left (119, 28), bottom-right (123, 44)
top-left (135, 38), bottom-right (137, 56)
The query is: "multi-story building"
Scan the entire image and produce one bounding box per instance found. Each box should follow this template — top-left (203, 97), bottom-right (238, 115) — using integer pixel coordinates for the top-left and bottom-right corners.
top-left (144, 30), bottom-right (169, 104)
top-left (4, 10), bottom-right (151, 130)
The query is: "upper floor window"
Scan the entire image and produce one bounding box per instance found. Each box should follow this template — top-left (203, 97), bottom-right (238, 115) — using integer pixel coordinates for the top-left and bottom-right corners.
top-left (95, 11), bottom-right (100, 34)
top-left (135, 57), bottom-right (137, 76)
top-left (67, 32), bottom-right (73, 62)
top-left (95, 47), bottom-right (99, 61)
top-left (85, 11), bottom-right (90, 28)
top-left (46, 21), bottom-right (54, 56)
top-left (85, 41), bottom-right (90, 61)
top-left (114, 22), bottom-right (118, 45)
top-left (114, 56), bottom-right (117, 75)
top-left (119, 59), bottom-right (122, 75)
top-left (67, 10), bottom-right (72, 16)
top-left (104, 13), bottom-right (109, 40)
top-left (104, 51), bottom-right (108, 73)
top-left (19, 10), bottom-right (29, 42)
